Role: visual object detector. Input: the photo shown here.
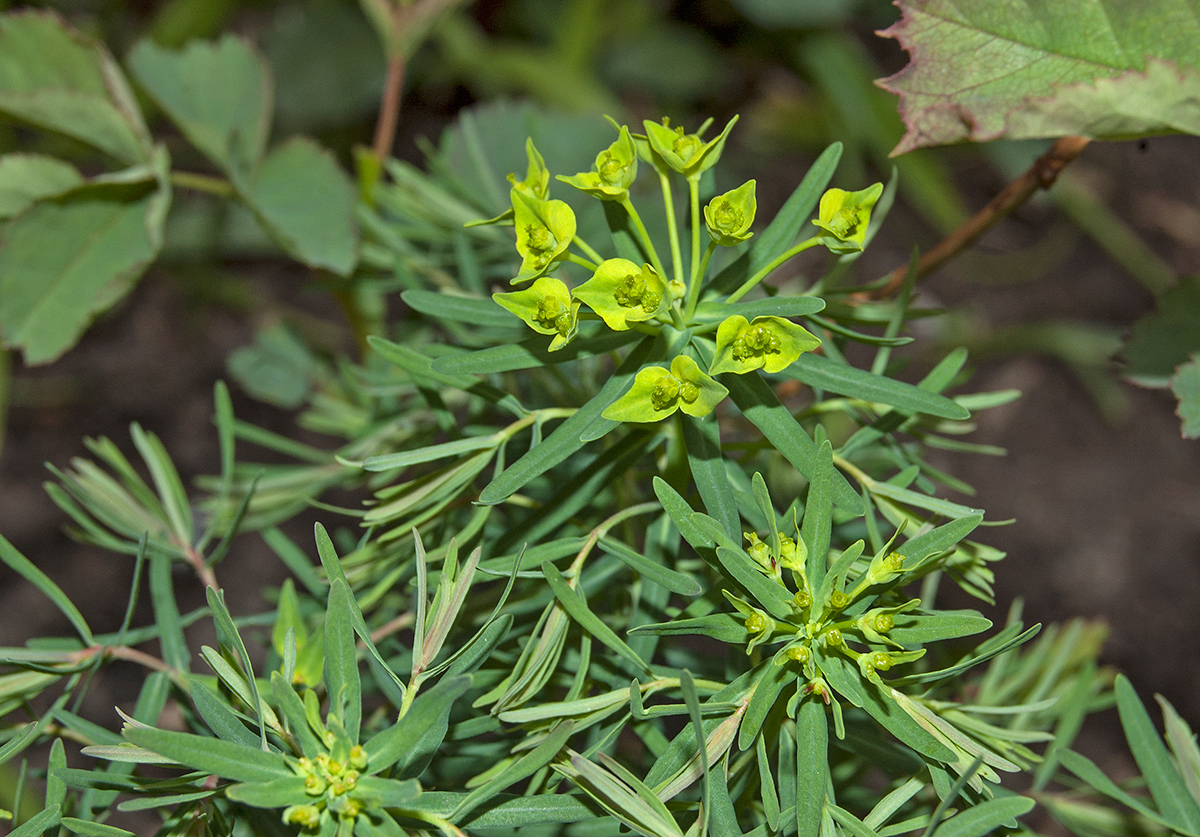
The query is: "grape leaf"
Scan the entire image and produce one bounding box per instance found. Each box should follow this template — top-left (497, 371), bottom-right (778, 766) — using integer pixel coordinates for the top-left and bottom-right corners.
top-left (878, 0), bottom-right (1200, 154)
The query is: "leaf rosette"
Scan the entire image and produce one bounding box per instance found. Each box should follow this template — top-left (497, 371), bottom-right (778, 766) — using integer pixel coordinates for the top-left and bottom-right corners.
top-left (704, 179), bottom-right (756, 246)
top-left (602, 355), bottom-right (727, 422)
top-left (642, 115), bottom-right (738, 179)
top-left (512, 191), bottom-right (576, 283)
top-left (812, 183), bottom-right (883, 254)
top-left (709, 315), bottom-right (821, 375)
top-left (572, 258), bottom-right (668, 331)
top-left (557, 125), bottom-right (638, 201)
top-left (493, 276), bottom-right (580, 351)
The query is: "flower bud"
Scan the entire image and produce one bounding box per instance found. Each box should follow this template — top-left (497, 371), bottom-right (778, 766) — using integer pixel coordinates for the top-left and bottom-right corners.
top-left (812, 183), bottom-right (883, 255)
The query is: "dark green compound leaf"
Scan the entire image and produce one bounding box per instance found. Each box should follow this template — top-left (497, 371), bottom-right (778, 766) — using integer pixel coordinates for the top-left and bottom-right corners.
top-left (543, 561), bottom-right (651, 675)
top-left (1115, 674), bottom-right (1200, 835)
top-left (929, 796), bottom-right (1035, 837)
top-left (710, 142), bottom-right (842, 294)
top-left (597, 536), bottom-right (703, 596)
top-left (783, 353), bottom-right (968, 419)
top-left (240, 137), bottom-right (358, 276)
top-left (478, 334), bottom-right (660, 504)
top-left (126, 35), bottom-right (270, 178)
top-left (363, 675), bottom-right (472, 776)
top-left (795, 694), bottom-right (829, 837)
top-left (723, 374), bottom-right (861, 513)
top-left (401, 289), bottom-right (516, 328)
top-left (0, 173), bottom-right (170, 365)
top-left (682, 413), bottom-right (740, 541)
top-left (0, 11), bottom-right (151, 164)
top-left (886, 610), bottom-right (992, 646)
top-left (431, 329), bottom-right (638, 375)
top-left (122, 727), bottom-right (292, 783)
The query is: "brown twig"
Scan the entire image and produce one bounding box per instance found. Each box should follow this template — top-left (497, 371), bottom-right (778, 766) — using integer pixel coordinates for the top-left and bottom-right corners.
top-left (372, 53), bottom-right (407, 163)
top-left (859, 135), bottom-right (1092, 300)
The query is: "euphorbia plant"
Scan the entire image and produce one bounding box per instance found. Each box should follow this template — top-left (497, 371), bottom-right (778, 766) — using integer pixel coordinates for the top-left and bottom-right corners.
top-left (0, 108), bottom-right (1135, 837)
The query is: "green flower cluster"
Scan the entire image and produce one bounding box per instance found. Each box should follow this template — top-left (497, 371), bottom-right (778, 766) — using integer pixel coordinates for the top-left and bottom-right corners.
top-left (479, 118), bottom-right (882, 426)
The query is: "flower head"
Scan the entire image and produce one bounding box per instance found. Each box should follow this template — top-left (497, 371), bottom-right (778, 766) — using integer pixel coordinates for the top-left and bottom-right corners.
top-left (572, 258), bottom-right (668, 331)
top-left (557, 125), bottom-right (638, 201)
top-left (709, 315), bottom-right (821, 375)
top-left (602, 355), bottom-right (727, 422)
top-left (812, 183), bottom-right (883, 254)
top-left (643, 115), bottom-right (738, 179)
top-left (512, 191), bottom-right (576, 284)
top-left (493, 276), bottom-right (580, 351)
top-left (704, 180), bottom-right (756, 246)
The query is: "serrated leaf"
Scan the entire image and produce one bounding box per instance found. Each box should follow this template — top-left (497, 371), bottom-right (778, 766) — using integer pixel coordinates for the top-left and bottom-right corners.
top-left (879, 0), bottom-right (1200, 153)
top-left (0, 11), bottom-right (151, 164)
top-left (127, 34), bottom-right (270, 177)
top-left (0, 171), bottom-right (170, 364)
top-left (241, 137), bottom-right (358, 275)
top-left (0, 154), bottom-right (83, 219)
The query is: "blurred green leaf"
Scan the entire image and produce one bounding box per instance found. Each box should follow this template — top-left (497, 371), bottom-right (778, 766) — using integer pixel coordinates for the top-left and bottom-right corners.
top-left (228, 324), bottom-right (317, 409)
top-left (0, 11), bottom-right (151, 164)
top-left (1124, 277), bottom-right (1200, 386)
top-left (127, 35), bottom-right (271, 178)
top-left (242, 137), bottom-right (359, 275)
top-left (0, 154), bottom-right (83, 220)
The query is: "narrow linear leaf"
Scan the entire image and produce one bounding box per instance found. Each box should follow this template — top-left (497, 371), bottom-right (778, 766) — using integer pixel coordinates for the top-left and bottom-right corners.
top-left (929, 796), bottom-right (1035, 837)
top-left (0, 533), bottom-right (93, 645)
top-left (795, 694), bottom-right (829, 837)
top-left (682, 414), bottom-right (740, 541)
top-left (402, 289), bottom-right (525, 328)
top-left (784, 353), bottom-right (968, 419)
top-left (598, 536), bottom-right (702, 596)
top-left (432, 330), bottom-right (638, 375)
top-left (122, 727), bottom-right (291, 782)
top-left (542, 561), bottom-right (651, 674)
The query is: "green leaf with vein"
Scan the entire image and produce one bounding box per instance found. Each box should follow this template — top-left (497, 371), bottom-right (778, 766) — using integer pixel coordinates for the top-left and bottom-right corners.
top-left (0, 167), bottom-right (170, 364)
top-left (879, 0), bottom-right (1200, 154)
top-left (0, 154), bottom-right (83, 220)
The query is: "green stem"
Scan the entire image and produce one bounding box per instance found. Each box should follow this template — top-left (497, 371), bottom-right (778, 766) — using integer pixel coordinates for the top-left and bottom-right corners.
top-left (688, 176), bottom-right (702, 286)
top-left (619, 197), bottom-right (669, 280)
top-left (684, 240), bottom-right (719, 323)
top-left (170, 170), bottom-right (236, 198)
top-left (566, 252), bottom-right (599, 271)
top-left (725, 237), bottom-right (823, 304)
top-left (573, 235), bottom-right (605, 265)
top-left (659, 171), bottom-right (685, 286)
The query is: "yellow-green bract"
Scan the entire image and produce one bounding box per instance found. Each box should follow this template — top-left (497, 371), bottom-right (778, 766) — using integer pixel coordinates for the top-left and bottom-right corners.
top-left (704, 180), bottom-right (757, 246)
top-left (602, 355), bottom-right (727, 422)
top-left (493, 276), bottom-right (580, 351)
top-left (557, 125), bottom-right (638, 201)
top-left (812, 183), bottom-right (883, 254)
top-left (709, 315), bottom-right (821, 375)
top-left (573, 258), bottom-right (669, 331)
